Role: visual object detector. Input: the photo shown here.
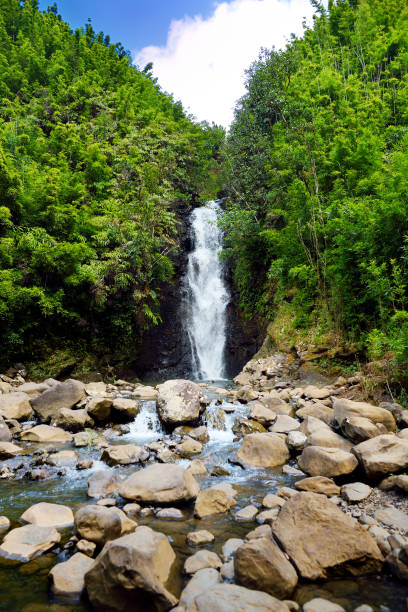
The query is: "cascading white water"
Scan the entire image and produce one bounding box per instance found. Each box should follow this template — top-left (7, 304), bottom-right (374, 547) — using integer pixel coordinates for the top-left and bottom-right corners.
top-left (186, 201), bottom-right (229, 380)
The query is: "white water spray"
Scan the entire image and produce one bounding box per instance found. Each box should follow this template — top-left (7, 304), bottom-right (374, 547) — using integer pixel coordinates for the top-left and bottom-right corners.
top-left (186, 201), bottom-right (229, 380)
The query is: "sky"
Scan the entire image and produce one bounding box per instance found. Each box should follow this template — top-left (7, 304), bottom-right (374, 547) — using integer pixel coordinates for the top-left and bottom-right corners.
top-left (39, 0), bottom-right (316, 127)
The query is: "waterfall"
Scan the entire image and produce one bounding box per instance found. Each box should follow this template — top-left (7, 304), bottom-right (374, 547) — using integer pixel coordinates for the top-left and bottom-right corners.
top-left (186, 200), bottom-right (229, 380)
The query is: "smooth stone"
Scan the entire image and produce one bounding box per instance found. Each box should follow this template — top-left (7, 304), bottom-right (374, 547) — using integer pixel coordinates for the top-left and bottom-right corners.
top-left (236, 433), bottom-right (290, 468)
top-left (20, 425), bottom-right (72, 443)
top-left (269, 415), bottom-right (300, 433)
top-left (303, 599), bottom-right (345, 612)
top-left (341, 483), bottom-right (372, 503)
top-left (46, 450), bottom-right (78, 467)
top-left (262, 494), bottom-right (286, 509)
top-left (298, 446), bottom-right (358, 477)
top-left (235, 505), bottom-right (258, 521)
top-left (0, 441), bottom-right (23, 458)
top-left (49, 552), bottom-right (94, 598)
top-left (0, 525), bottom-right (61, 562)
top-left (76, 539), bottom-right (97, 557)
top-left (187, 530), bottom-right (215, 546)
top-left (222, 538), bottom-right (245, 561)
top-left (156, 508), bottom-right (184, 519)
top-left (0, 516), bottom-right (10, 533)
top-left (184, 550), bottom-right (222, 574)
top-left (295, 476), bottom-right (340, 496)
top-left (246, 524), bottom-right (272, 540)
top-left (119, 463), bottom-right (199, 504)
top-left (20, 503), bottom-right (74, 529)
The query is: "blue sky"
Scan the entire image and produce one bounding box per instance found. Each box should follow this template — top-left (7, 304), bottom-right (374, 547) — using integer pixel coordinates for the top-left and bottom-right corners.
top-left (38, 1), bottom-right (315, 126)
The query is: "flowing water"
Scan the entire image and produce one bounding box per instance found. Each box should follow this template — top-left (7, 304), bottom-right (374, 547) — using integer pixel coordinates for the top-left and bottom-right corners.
top-left (186, 201), bottom-right (229, 380)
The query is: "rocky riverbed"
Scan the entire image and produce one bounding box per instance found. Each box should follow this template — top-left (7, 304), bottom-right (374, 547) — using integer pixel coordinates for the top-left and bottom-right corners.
top-left (0, 357), bottom-right (408, 611)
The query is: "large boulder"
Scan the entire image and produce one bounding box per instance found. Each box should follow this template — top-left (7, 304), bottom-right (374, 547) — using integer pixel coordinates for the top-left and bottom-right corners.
top-left (86, 397), bottom-right (113, 423)
top-left (21, 502), bottom-right (74, 528)
top-left (235, 433), bottom-right (289, 468)
top-left (111, 398), bottom-right (140, 422)
top-left (85, 526), bottom-right (177, 611)
top-left (0, 524), bottom-right (61, 562)
top-left (272, 492), bottom-right (383, 580)
top-left (234, 537), bottom-right (298, 599)
top-left (101, 444), bottom-right (146, 466)
top-left (20, 424), bottom-right (72, 443)
top-left (341, 416), bottom-right (386, 444)
top-left (30, 379), bottom-right (85, 422)
top-left (298, 446), bottom-right (358, 477)
top-left (119, 464), bottom-right (199, 504)
top-left (333, 398), bottom-right (396, 432)
top-left (75, 505), bottom-right (122, 546)
top-left (49, 552), bottom-right (94, 598)
top-left (88, 470), bottom-right (121, 499)
top-left (352, 434), bottom-right (408, 478)
top-left (0, 392), bottom-right (33, 420)
top-left (157, 379), bottom-right (204, 427)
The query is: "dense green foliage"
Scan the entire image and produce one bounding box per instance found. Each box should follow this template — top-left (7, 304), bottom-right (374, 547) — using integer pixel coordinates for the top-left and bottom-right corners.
top-left (222, 0), bottom-right (408, 377)
top-left (0, 0), bottom-right (223, 366)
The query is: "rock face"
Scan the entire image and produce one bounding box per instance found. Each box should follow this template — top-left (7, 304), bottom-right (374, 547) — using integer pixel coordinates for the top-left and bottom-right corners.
top-left (85, 526), bottom-right (177, 611)
top-left (273, 492), bottom-right (383, 580)
top-left (333, 398), bottom-right (396, 432)
top-left (0, 525), bottom-right (61, 562)
top-left (236, 433), bottom-right (290, 468)
top-left (0, 392), bottom-right (33, 420)
top-left (157, 380), bottom-right (204, 427)
top-left (234, 537), bottom-right (298, 599)
top-left (119, 464), bottom-right (200, 504)
top-left (298, 446), bottom-right (358, 477)
top-left (352, 434), bottom-right (408, 478)
top-left (30, 379), bottom-right (85, 422)
top-left (21, 502), bottom-right (74, 528)
top-left (20, 424), bottom-right (72, 443)
top-left (49, 552), bottom-right (94, 598)
top-left (75, 505), bottom-right (122, 545)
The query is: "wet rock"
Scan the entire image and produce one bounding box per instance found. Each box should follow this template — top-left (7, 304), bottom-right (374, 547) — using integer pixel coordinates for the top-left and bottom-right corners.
top-left (77, 458), bottom-right (93, 470)
top-left (20, 425), bottom-right (72, 443)
top-left (86, 397), bottom-right (113, 423)
top-left (236, 433), bottom-right (290, 468)
top-left (51, 408), bottom-right (93, 432)
top-left (232, 417), bottom-right (266, 435)
top-left (0, 416), bottom-right (11, 442)
top-left (0, 392), bottom-right (33, 421)
top-left (287, 431), bottom-right (307, 450)
top-left (262, 494), bottom-right (286, 509)
top-left (119, 463), bottom-right (199, 504)
top-left (30, 379), bottom-right (85, 422)
top-left (156, 508), bottom-right (184, 519)
top-left (188, 426), bottom-right (209, 443)
top-left (386, 545), bottom-right (408, 581)
top-left (46, 450), bottom-right (78, 467)
top-left (88, 470), bottom-right (121, 499)
top-left (298, 446), bottom-right (358, 477)
top-left (186, 530), bottom-right (215, 546)
top-left (75, 504), bottom-right (122, 546)
top-left (187, 459), bottom-right (208, 476)
top-left (379, 474), bottom-right (408, 492)
top-left (184, 550), bottom-right (222, 574)
top-left (235, 536), bottom-right (298, 599)
top-left (21, 502), bottom-right (74, 529)
top-left (177, 436), bottom-right (203, 457)
top-left (111, 398), bottom-right (140, 422)
top-left (236, 386), bottom-right (259, 403)
top-left (352, 434), bottom-right (408, 478)
top-left (101, 444), bottom-right (146, 466)
top-left (157, 379), bottom-right (205, 427)
top-left (235, 505), bottom-right (258, 521)
top-left (49, 552), bottom-right (94, 599)
top-left (248, 403), bottom-right (277, 426)
top-left (96, 498), bottom-right (116, 507)
top-left (272, 492), bottom-right (383, 580)
top-left (73, 431), bottom-right (91, 447)
top-left (28, 468), bottom-right (50, 481)
top-left (303, 599), bottom-right (345, 612)
top-left (0, 525), bottom-right (60, 562)
top-left (84, 527), bottom-right (177, 611)
top-left (294, 476), bottom-right (340, 496)
top-left (0, 441), bottom-right (23, 458)
top-left (0, 516), bottom-right (10, 533)
top-left (194, 487), bottom-right (231, 519)
top-left (220, 560), bottom-right (234, 581)
top-left (333, 398), bottom-right (396, 432)
top-left (269, 415), bottom-right (300, 434)
top-left (341, 416), bottom-right (386, 444)
top-left (221, 538), bottom-right (245, 561)
top-left (76, 539), bottom-right (96, 557)
top-left (341, 483), bottom-right (372, 503)
top-left (211, 466), bottom-right (230, 476)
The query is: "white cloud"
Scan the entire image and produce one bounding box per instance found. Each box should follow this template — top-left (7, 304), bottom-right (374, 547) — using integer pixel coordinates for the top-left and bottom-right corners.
top-left (133, 0), bottom-right (315, 127)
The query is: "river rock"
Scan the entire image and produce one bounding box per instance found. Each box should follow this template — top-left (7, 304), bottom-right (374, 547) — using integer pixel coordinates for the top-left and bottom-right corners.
top-left (333, 398), bottom-right (396, 432)
top-left (30, 379), bottom-right (85, 422)
top-left (248, 403), bottom-right (277, 425)
top-left (156, 508), bottom-right (184, 519)
top-left (0, 441), bottom-right (23, 458)
top-left (246, 524), bottom-right (272, 540)
top-left (101, 444), bottom-right (145, 466)
top-left (294, 476), bottom-right (340, 496)
top-left (379, 474), bottom-right (408, 492)
top-left (341, 483), bottom-right (372, 503)
top-left (0, 416), bottom-right (11, 442)
top-left (88, 470), bottom-right (121, 498)
top-left (194, 487), bottom-right (231, 519)
top-left (272, 492), bottom-right (383, 579)
top-left (262, 493), bottom-right (286, 509)
top-left (341, 416), bottom-right (386, 444)
top-left (188, 426), bottom-right (209, 443)
top-left (235, 536), bottom-right (298, 599)
top-left (111, 398), bottom-right (140, 422)
top-left (51, 407), bottom-right (93, 432)
top-left (73, 431), bottom-right (90, 447)
top-left (0, 517), bottom-right (10, 533)
top-left (236, 433), bottom-right (289, 468)
top-left (119, 463), bottom-right (199, 504)
top-left (305, 428), bottom-right (352, 451)
top-left (186, 530), bottom-right (215, 546)
top-left (187, 459), bottom-right (208, 476)
top-left (298, 446), bottom-right (358, 477)
top-left (86, 397), bottom-right (113, 423)
top-left (111, 506), bottom-right (138, 535)
top-left (296, 402), bottom-right (334, 425)
top-left (0, 392), bottom-right (33, 420)
top-left (84, 526), bottom-right (177, 611)
top-left (232, 417), bottom-right (266, 435)
top-left (177, 436), bottom-right (203, 457)
top-left (157, 379), bottom-right (204, 427)
top-left (269, 415), bottom-right (300, 433)
top-left (77, 539), bottom-right (97, 557)
top-left (133, 385), bottom-right (158, 400)
top-left (235, 505), bottom-right (258, 521)
top-left (47, 450), bottom-right (78, 467)
top-left (21, 502), bottom-right (74, 528)
top-left (75, 504), bottom-right (122, 545)
top-left (49, 552), bottom-right (94, 598)
top-left (303, 599), bottom-right (345, 612)
top-left (184, 550), bottom-right (222, 574)
top-left (0, 524), bottom-right (60, 562)
top-left (352, 434), bottom-right (408, 478)
top-left (286, 430), bottom-right (307, 450)
top-left (20, 424), bottom-right (72, 443)
top-left (303, 386), bottom-right (332, 400)
top-left (236, 386), bottom-right (259, 403)
top-left (85, 382), bottom-right (107, 396)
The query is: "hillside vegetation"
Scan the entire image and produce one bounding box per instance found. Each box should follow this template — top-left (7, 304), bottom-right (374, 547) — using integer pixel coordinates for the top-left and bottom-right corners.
top-left (221, 0), bottom-right (408, 381)
top-left (0, 0), bottom-right (223, 370)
